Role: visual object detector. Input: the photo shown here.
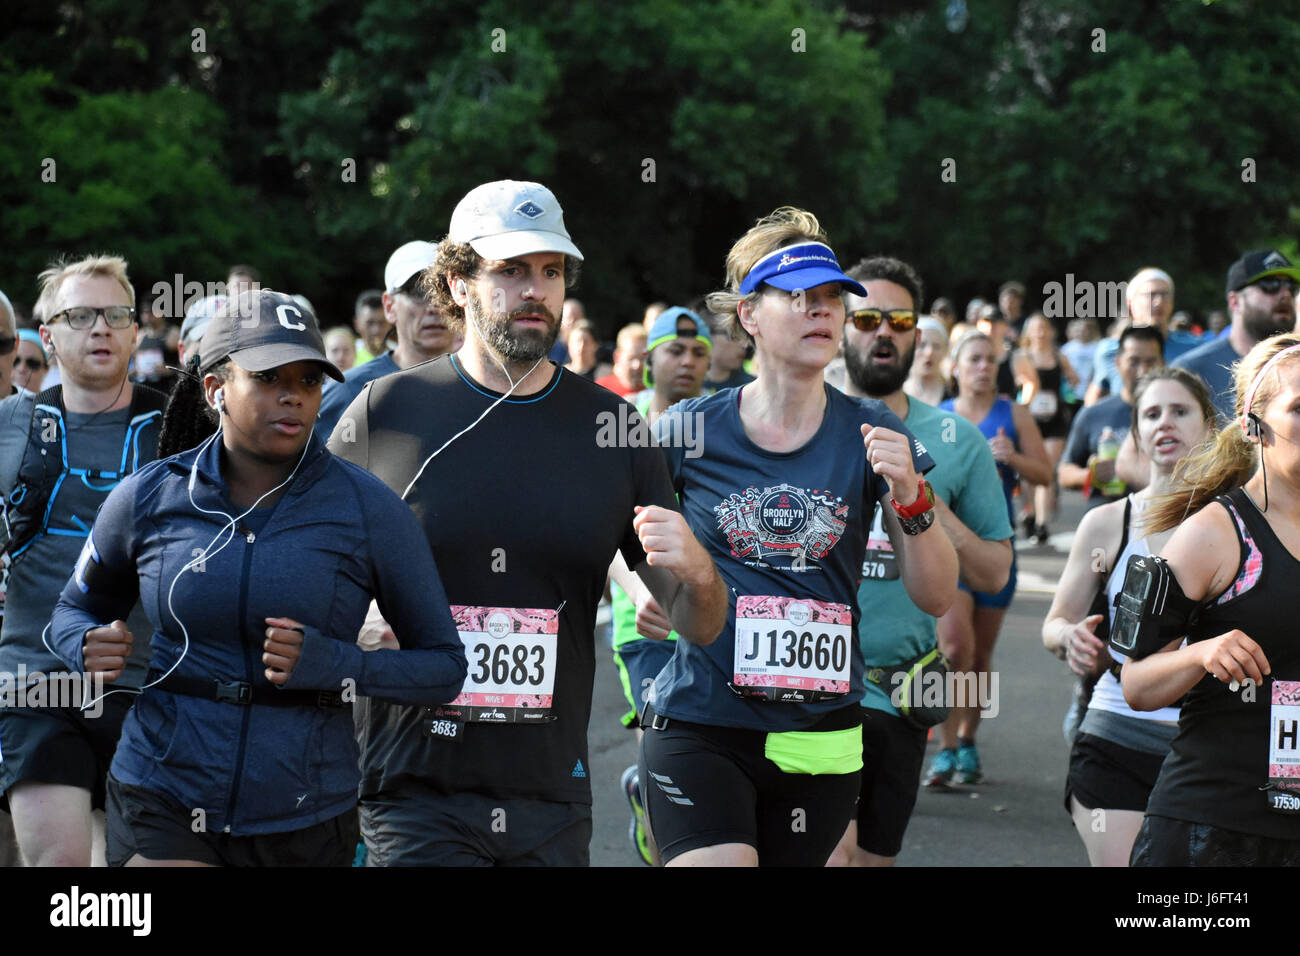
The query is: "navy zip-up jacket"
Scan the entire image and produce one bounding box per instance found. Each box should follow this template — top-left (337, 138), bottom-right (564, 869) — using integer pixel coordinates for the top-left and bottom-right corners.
top-left (50, 430), bottom-right (466, 835)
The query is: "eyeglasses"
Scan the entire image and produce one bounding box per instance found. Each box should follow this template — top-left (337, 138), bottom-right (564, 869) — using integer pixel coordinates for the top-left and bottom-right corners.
top-left (846, 308), bottom-right (918, 333)
top-left (47, 306), bottom-right (136, 330)
top-left (0, 337), bottom-right (14, 356)
top-left (13, 356), bottom-right (43, 371)
top-left (1252, 277), bottom-right (1299, 296)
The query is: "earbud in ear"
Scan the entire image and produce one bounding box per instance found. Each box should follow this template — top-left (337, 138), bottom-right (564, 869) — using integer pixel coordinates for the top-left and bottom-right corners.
top-left (215, 388), bottom-right (226, 414)
top-left (456, 280), bottom-right (468, 296)
top-left (1247, 412), bottom-right (1262, 440)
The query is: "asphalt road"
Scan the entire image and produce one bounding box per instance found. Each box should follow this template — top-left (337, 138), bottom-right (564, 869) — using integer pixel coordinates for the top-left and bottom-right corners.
top-left (587, 490), bottom-right (1093, 867)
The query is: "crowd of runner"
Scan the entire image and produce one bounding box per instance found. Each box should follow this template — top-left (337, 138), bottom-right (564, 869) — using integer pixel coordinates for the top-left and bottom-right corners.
top-left (1, 179), bottom-right (1299, 867)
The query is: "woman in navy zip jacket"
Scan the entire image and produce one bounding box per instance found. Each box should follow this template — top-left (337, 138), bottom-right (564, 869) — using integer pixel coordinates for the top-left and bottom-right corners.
top-left (49, 290), bottom-right (466, 866)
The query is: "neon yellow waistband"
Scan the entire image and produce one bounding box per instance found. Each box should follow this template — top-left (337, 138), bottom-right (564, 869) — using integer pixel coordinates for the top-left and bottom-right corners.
top-left (764, 724), bottom-right (863, 775)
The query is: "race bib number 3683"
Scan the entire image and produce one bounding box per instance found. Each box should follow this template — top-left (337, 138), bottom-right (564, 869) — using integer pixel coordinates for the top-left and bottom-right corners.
top-left (445, 606), bottom-right (558, 724)
top-left (732, 596), bottom-right (852, 703)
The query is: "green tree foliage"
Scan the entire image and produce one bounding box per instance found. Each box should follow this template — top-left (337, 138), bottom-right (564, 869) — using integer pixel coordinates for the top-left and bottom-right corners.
top-left (868, 0), bottom-right (1300, 314)
top-left (3, 0), bottom-right (1299, 329)
top-left (279, 0), bottom-right (889, 326)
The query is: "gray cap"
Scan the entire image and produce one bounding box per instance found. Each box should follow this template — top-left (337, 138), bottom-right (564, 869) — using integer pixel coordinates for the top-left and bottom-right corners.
top-left (181, 295), bottom-right (228, 352)
top-left (198, 289), bottom-right (344, 381)
top-left (449, 181), bottom-right (583, 262)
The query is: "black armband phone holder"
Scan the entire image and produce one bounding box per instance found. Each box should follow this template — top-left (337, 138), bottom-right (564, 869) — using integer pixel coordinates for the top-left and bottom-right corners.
top-left (1110, 553), bottom-right (1200, 660)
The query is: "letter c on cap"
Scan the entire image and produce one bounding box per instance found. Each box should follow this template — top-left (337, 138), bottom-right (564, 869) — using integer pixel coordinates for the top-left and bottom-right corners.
top-left (276, 305), bottom-right (307, 332)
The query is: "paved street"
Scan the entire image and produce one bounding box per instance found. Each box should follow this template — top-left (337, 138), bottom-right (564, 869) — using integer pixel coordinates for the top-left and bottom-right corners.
top-left (588, 490), bottom-right (1093, 867)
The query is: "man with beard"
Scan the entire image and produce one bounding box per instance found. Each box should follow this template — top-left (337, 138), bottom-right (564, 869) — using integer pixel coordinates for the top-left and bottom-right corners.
top-left (316, 241), bottom-right (462, 436)
top-left (827, 256), bottom-right (1012, 867)
top-left (1175, 249), bottom-right (1300, 421)
top-left (329, 180), bottom-right (727, 866)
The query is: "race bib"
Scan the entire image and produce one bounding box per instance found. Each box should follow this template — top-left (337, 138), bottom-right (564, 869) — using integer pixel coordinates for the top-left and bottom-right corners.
top-left (1029, 390), bottom-right (1057, 419)
top-left (732, 596), bottom-right (852, 703)
top-left (862, 503), bottom-right (899, 581)
top-left (439, 606), bottom-right (558, 724)
top-left (1268, 680), bottom-right (1300, 813)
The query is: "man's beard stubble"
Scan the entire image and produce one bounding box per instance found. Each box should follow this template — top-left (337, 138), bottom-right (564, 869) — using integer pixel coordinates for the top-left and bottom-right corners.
top-left (466, 291), bottom-right (559, 364)
top-left (1242, 300), bottom-right (1295, 345)
top-left (845, 338), bottom-right (916, 397)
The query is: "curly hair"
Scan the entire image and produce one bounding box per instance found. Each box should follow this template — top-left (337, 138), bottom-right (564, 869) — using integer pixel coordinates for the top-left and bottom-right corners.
top-left (425, 241), bottom-right (582, 331)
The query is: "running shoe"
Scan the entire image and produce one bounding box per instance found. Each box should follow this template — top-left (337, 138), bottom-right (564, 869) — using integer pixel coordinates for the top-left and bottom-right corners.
top-left (924, 748), bottom-right (957, 789)
top-left (1034, 522), bottom-right (1050, 546)
top-left (622, 764), bottom-right (653, 866)
top-left (956, 742), bottom-right (983, 784)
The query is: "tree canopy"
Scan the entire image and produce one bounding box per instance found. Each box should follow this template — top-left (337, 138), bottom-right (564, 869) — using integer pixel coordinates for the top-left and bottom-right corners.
top-left (2, 0), bottom-right (1297, 328)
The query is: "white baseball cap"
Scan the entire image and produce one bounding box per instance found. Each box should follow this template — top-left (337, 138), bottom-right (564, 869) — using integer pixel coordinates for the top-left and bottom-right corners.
top-left (384, 240), bottom-right (438, 293)
top-left (449, 181), bottom-right (583, 262)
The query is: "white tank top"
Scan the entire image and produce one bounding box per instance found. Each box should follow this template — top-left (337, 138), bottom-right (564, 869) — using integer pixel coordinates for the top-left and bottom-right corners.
top-left (1087, 497), bottom-right (1181, 723)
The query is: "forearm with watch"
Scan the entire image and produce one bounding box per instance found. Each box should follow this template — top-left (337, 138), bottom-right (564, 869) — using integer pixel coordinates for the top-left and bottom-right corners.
top-left (887, 478), bottom-right (958, 618)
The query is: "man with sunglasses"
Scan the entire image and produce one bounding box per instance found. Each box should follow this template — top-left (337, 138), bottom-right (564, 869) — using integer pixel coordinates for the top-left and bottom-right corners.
top-left (1175, 249), bottom-right (1300, 421)
top-left (316, 241), bottom-right (463, 436)
top-left (0, 255), bottom-right (167, 865)
top-left (827, 256), bottom-right (1012, 866)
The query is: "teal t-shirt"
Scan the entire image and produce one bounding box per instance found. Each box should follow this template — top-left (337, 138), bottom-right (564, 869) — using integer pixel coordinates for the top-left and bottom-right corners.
top-left (858, 397), bottom-right (1013, 715)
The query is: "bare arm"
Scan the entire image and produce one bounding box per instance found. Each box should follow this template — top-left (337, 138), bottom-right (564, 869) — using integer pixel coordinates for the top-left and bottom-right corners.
top-left (629, 506), bottom-right (728, 646)
top-left (1042, 504), bottom-right (1119, 677)
top-left (1058, 458), bottom-right (1090, 490)
top-left (1005, 404), bottom-right (1054, 485)
top-left (1083, 380), bottom-right (1105, 407)
top-left (932, 493), bottom-right (1012, 594)
top-left (882, 501), bottom-right (958, 618)
top-left (862, 423), bottom-right (958, 618)
top-left (1121, 502), bottom-right (1268, 710)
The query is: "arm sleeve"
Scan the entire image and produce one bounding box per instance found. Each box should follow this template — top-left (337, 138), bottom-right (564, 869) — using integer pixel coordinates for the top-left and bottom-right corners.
top-left (326, 382), bottom-right (372, 471)
top-left (281, 481), bottom-right (466, 706)
top-left (49, 478), bottom-right (142, 672)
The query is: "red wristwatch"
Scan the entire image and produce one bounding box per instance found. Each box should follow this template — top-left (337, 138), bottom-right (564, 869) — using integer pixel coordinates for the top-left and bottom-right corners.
top-left (890, 478), bottom-right (935, 519)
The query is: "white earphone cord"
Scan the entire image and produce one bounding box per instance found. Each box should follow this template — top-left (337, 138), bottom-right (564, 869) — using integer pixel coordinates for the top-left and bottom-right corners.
top-left (75, 416), bottom-right (316, 712)
top-left (400, 310), bottom-right (545, 501)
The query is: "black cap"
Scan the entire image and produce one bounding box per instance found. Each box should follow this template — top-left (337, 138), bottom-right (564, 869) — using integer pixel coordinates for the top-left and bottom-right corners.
top-left (1225, 249), bottom-right (1300, 295)
top-left (198, 289), bottom-right (344, 382)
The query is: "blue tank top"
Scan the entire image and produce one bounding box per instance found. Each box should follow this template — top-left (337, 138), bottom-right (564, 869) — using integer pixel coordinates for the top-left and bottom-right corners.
top-left (940, 397), bottom-right (1018, 517)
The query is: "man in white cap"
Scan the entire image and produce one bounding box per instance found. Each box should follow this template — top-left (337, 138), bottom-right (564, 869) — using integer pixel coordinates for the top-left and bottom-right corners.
top-left (316, 240), bottom-right (462, 436)
top-left (329, 180), bottom-right (726, 866)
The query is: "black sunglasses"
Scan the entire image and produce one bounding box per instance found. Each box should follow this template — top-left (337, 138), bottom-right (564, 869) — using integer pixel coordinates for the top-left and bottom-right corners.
top-left (14, 356), bottom-right (43, 371)
top-left (1253, 276), bottom-right (1299, 296)
top-left (0, 336), bottom-right (14, 356)
top-left (846, 308), bottom-right (918, 333)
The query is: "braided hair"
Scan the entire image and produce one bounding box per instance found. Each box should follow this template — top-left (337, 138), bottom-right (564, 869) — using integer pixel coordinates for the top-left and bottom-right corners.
top-left (158, 353), bottom-right (229, 458)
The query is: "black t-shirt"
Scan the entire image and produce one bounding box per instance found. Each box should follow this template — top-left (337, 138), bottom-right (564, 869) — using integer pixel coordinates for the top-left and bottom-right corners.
top-left (1146, 489), bottom-right (1300, 838)
top-left (329, 354), bottom-right (677, 805)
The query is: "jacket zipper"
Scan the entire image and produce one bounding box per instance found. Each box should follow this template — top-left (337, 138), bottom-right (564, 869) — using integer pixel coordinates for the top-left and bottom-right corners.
top-left (221, 523), bottom-right (258, 832)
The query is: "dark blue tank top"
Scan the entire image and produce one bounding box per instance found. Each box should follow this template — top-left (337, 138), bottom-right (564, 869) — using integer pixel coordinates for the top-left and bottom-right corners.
top-left (940, 397), bottom-right (1019, 518)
